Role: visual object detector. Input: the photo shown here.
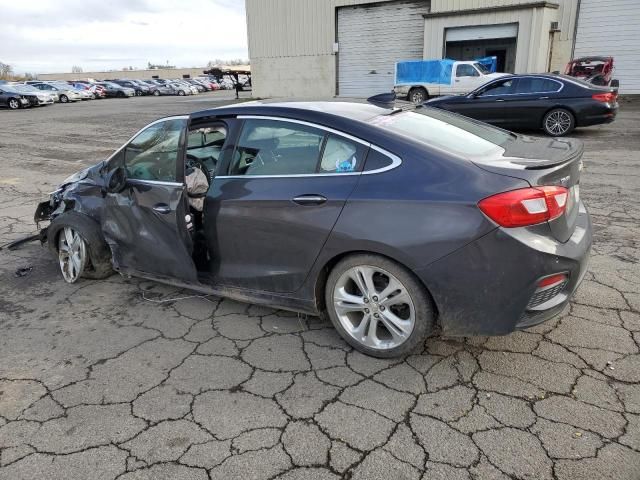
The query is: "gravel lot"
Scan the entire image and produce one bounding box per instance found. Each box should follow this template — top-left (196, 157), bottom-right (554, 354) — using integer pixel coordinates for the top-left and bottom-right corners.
top-left (0, 92), bottom-right (639, 480)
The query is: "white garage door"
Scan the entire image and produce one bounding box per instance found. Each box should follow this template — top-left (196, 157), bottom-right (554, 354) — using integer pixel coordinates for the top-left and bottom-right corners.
top-left (573, 0), bottom-right (640, 94)
top-left (446, 23), bottom-right (518, 42)
top-left (337, 1), bottom-right (430, 97)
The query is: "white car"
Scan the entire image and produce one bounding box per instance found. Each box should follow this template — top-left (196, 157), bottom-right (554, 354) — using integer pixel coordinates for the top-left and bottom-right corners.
top-left (12, 84), bottom-right (55, 105)
top-left (30, 82), bottom-right (82, 103)
top-left (168, 82), bottom-right (192, 96)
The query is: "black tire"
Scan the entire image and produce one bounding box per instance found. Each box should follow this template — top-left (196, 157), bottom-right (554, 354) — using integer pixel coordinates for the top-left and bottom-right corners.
top-left (8, 98), bottom-right (20, 110)
top-left (153, 90), bottom-right (160, 96)
top-left (59, 94), bottom-right (69, 103)
top-left (542, 108), bottom-right (575, 136)
top-left (324, 253), bottom-right (435, 358)
top-left (135, 90), bottom-right (142, 96)
top-left (118, 91), bottom-right (125, 98)
top-left (178, 90), bottom-right (185, 96)
top-left (48, 211), bottom-right (114, 280)
top-left (408, 87), bottom-right (428, 104)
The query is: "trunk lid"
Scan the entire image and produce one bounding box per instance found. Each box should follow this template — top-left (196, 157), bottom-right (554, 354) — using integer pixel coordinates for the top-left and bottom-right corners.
top-left (473, 135), bottom-right (584, 243)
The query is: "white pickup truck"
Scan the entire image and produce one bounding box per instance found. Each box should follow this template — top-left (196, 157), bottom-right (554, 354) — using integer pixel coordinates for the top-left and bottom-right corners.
top-left (394, 60), bottom-right (507, 103)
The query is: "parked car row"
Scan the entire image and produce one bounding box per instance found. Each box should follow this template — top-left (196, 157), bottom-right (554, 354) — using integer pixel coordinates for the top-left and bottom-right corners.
top-left (0, 76), bottom-right (231, 110)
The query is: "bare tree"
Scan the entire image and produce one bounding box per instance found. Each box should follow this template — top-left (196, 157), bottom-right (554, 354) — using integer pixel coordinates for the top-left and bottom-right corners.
top-left (71, 65), bottom-right (83, 73)
top-left (0, 61), bottom-right (13, 79)
top-left (207, 59), bottom-right (249, 68)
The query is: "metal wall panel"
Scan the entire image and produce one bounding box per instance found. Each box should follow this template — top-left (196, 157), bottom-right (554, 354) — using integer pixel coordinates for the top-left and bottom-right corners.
top-left (573, 0), bottom-right (640, 93)
top-left (431, 0), bottom-right (578, 42)
top-left (337, 1), bottom-right (431, 97)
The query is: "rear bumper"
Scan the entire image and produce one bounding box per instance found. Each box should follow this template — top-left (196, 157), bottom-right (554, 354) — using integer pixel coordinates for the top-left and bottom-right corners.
top-left (415, 201), bottom-right (592, 336)
top-left (578, 103), bottom-right (618, 127)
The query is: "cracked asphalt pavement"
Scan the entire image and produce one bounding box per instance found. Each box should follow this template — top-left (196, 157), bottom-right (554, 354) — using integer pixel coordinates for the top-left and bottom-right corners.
top-left (0, 93), bottom-right (639, 480)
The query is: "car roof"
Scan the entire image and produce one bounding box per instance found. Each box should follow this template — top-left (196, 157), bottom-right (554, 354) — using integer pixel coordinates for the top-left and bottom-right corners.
top-left (570, 56), bottom-right (612, 62)
top-left (190, 101), bottom-right (390, 123)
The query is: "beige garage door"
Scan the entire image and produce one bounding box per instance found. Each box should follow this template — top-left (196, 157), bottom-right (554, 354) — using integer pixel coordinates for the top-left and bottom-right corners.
top-left (337, 1), bottom-right (430, 97)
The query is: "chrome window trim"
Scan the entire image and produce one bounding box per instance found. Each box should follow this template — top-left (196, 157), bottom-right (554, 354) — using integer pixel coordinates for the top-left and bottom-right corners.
top-left (477, 76), bottom-right (564, 97)
top-left (127, 179), bottom-right (184, 187)
top-left (214, 115), bottom-right (402, 179)
top-left (236, 115), bottom-right (370, 146)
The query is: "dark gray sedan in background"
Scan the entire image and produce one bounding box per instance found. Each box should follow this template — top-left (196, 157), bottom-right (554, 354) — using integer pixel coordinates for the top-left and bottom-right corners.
top-left (34, 101), bottom-right (591, 357)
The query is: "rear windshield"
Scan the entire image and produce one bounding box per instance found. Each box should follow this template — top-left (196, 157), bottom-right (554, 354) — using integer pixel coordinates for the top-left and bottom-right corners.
top-left (369, 107), bottom-right (511, 157)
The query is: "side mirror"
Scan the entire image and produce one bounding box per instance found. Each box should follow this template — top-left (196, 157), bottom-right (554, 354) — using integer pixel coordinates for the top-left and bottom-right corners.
top-left (105, 166), bottom-right (127, 194)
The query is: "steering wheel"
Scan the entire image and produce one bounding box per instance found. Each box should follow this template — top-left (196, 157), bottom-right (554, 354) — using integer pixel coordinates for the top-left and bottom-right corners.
top-left (186, 154), bottom-right (212, 185)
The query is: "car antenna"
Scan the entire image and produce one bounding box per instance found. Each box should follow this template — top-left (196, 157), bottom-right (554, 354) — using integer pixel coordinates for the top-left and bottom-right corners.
top-left (366, 92), bottom-right (422, 115)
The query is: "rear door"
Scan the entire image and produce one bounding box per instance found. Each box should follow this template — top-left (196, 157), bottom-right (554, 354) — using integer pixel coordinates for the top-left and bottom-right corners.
top-left (205, 116), bottom-right (367, 293)
top-left (504, 77), bottom-right (564, 128)
top-left (101, 117), bottom-right (198, 283)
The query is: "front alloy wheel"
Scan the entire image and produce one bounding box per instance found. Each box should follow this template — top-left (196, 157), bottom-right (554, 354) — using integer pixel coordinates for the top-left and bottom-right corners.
top-left (58, 227), bottom-right (87, 283)
top-left (543, 108), bottom-right (574, 136)
top-left (8, 98), bottom-right (20, 109)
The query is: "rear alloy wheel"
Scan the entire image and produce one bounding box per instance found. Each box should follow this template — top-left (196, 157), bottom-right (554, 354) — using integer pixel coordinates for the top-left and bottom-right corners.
top-left (136, 90), bottom-right (142, 96)
top-left (543, 108), bottom-right (575, 136)
top-left (326, 254), bottom-right (434, 357)
top-left (8, 98), bottom-right (20, 109)
top-left (409, 87), bottom-right (428, 104)
top-left (153, 90), bottom-right (160, 96)
top-left (178, 90), bottom-right (185, 96)
top-left (58, 226), bottom-right (88, 283)
top-left (59, 94), bottom-right (69, 103)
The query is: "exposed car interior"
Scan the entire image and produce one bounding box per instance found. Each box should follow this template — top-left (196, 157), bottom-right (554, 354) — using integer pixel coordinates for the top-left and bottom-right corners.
top-left (185, 124), bottom-right (227, 271)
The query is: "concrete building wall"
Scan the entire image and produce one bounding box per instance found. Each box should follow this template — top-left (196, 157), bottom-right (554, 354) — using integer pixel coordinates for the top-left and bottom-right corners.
top-left (430, 0), bottom-right (578, 72)
top-left (246, 0), bottom-right (580, 98)
top-left (37, 67), bottom-right (209, 82)
top-left (246, 0), bottom-right (387, 98)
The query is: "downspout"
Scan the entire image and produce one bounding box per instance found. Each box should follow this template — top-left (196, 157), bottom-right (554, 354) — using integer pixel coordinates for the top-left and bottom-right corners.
top-left (547, 31), bottom-right (555, 72)
top-left (571, 0), bottom-right (582, 60)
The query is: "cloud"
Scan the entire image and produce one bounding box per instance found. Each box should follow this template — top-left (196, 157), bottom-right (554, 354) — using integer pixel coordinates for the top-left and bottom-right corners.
top-left (0, 0), bottom-right (248, 73)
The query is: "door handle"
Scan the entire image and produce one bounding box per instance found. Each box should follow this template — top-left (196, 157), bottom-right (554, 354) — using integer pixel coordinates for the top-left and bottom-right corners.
top-left (152, 203), bottom-right (171, 214)
top-left (495, 98), bottom-right (505, 102)
top-left (539, 96), bottom-right (549, 99)
top-left (292, 194), bottom-right (327, 206)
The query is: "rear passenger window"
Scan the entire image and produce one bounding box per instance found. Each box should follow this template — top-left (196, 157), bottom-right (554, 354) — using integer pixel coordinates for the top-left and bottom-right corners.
top-left (229, 120), bottom-right (367, 176)
top-left (515, 78), bottom-right (561, 93)
top-left (230, 119), bottom-right (324, 176)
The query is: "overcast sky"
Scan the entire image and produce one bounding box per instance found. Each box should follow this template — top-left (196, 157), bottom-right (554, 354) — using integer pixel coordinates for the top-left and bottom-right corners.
top-left (0, 0), bottom-right (248, 74)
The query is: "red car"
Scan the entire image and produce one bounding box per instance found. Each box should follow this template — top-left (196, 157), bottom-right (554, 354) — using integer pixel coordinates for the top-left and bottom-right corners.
top-left (565, 56), bottom-right (618, 89)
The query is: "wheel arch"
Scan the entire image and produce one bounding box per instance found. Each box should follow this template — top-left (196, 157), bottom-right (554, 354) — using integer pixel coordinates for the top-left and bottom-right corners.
top-left (312, 249), bottom-right (440, 322)
top-left (408, 86), bottom-right (429, 102)
top-left (47, 211), bottom-right (112, 274)
top-left (541, 104), bottom-right (577, 128)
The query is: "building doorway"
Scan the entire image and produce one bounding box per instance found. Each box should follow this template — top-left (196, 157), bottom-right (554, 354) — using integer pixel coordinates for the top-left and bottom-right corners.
top-left (486, 49), bottom-right (507, 72)
top-left (445, 38), bottom-right (517, 73)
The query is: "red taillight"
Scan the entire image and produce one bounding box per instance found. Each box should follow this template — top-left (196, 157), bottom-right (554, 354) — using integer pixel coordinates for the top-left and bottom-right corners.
top-left (592, 92), bottom-right (616, 103)
top-left (478, 186), bottom-right (569, 227)
top-left (537, 273), bottom-right (568, 288)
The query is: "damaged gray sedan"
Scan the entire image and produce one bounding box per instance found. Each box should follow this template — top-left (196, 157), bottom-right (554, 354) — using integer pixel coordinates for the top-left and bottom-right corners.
top-left (35, 101), bottom-right (591, 357)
